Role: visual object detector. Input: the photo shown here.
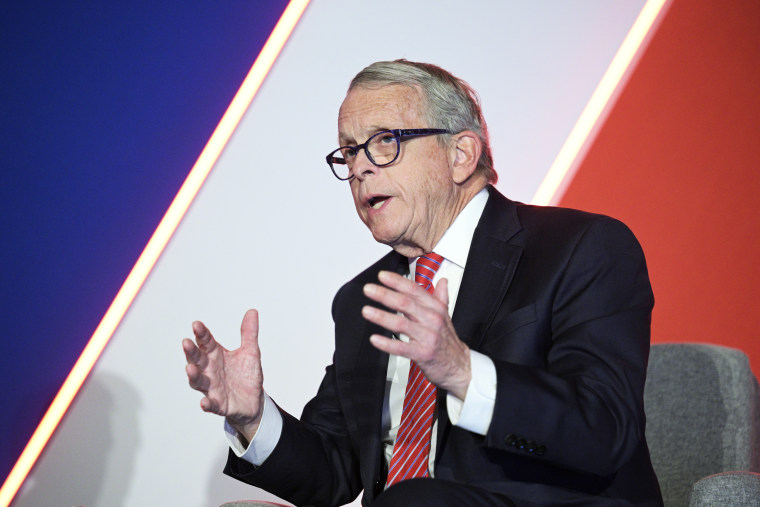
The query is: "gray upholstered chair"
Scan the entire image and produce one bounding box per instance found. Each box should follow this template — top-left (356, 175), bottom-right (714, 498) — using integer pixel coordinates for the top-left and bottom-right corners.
top-left (644, 343), bottom-right (760, 506)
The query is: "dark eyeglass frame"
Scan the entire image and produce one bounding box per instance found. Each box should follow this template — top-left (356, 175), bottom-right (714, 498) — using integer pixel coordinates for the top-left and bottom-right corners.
top-left (325, 128), bottom-right (451, 181)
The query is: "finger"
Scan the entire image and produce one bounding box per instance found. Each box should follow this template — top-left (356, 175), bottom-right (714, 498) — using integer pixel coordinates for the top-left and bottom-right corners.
top-left (182, 338), bottom-right (201, 365)
top-left (364, 281), bottom-right (431, 320)
top-left (362, 304), bottom-right (421, 339)
top-left (192, 320), bottom-right (218, 355)
top-left (433, 278), bottom-right (449, 306)
top-left (183, 338), bottom-right (210, 371)
top-left (374, 271), bottom-right (447, 313)
top-left (185, 363), bottom-right (210, 392)
top-left (240, 309), bottom-right (261, 352)
top-left (378, 270), bottom-right (449, 305)
top-left (200, 396), bottom-right (219, 414)
top-left (377, 270), bottom-right (421, 294)
top-left (369, 334), bottom-right (413, 358)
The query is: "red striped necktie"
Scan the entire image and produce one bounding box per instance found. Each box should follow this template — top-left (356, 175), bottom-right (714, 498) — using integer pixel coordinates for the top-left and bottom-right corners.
top-left (386, 252), bottom-right (444, 487)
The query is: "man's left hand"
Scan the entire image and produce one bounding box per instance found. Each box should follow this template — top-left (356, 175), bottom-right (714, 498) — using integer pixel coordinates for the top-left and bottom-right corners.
top-left (362, 270), bottom-right (471, 400)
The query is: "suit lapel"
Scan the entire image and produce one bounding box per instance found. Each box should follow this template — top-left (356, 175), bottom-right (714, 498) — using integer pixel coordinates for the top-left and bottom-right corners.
top-left (436, 187), bottom-right (523, 461)
top-left (451, 187), bottom-right (523, 351)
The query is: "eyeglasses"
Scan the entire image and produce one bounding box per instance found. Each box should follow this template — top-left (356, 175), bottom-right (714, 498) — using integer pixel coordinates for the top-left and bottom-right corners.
top-left (325, 128), bottom-right (450, 181)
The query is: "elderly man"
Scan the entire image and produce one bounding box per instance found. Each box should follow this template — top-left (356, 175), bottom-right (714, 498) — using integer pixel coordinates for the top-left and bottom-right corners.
top-left (183, 60), bottom-right (663, 506)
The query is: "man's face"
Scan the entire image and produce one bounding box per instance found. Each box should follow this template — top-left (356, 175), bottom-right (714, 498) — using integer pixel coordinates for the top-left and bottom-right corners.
top-left (338, 84), bottom-right (457, 257)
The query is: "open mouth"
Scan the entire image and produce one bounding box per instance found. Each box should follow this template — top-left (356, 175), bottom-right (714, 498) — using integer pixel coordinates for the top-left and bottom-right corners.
top-left (368, 196), bottom-right (390, 210)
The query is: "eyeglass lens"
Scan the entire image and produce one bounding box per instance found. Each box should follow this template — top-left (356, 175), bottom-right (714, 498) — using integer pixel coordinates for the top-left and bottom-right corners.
top-left (332, 131), bottom-right (399, 179)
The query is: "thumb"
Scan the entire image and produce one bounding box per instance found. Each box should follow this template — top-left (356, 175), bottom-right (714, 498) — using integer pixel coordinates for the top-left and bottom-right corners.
top-left (433, 278), bottom-right (449, 306)
top-left (240, 309), bottom-right (260, 351)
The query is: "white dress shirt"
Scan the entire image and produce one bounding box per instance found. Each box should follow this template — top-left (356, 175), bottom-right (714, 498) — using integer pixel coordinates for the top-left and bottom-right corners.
top-left (226, 188), bottom-right (497, 474)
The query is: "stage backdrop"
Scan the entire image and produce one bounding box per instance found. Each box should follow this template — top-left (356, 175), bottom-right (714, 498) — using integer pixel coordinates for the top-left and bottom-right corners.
top-left (6, 1), bottom-right (758, 506)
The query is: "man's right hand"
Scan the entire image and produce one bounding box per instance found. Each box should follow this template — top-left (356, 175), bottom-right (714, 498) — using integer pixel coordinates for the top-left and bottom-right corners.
top-left (182, 308), bottom-right (265, 443)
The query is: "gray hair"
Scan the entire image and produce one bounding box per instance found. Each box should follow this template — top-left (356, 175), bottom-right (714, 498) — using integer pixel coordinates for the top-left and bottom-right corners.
top-left (349, 59), bottom-right (497, 183)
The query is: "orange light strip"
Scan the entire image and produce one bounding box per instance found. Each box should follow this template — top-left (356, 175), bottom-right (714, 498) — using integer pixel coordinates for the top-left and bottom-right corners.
top-left (530, 0), bottom-right (671, 206)
top-left (0, 1), bottom-right (310, 505)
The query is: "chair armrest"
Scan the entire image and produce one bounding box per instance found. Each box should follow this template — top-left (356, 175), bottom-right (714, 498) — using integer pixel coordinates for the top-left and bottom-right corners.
top-left (689, 471), bottom-right (760, 506)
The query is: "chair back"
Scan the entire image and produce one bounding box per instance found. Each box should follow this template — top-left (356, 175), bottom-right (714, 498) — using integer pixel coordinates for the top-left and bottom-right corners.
top-left (644, 343), bottom-right (760, 505)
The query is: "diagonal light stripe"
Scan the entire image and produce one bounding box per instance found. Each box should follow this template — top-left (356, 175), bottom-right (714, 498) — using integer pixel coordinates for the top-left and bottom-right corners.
top-left (0, 1), bottom-right (311, 505)
top-left (530, 0), bottom-right (671, 206)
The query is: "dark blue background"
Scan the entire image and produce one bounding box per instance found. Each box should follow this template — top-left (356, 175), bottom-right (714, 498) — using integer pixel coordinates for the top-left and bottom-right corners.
top-left (0, 0), bottom-right (290, 484)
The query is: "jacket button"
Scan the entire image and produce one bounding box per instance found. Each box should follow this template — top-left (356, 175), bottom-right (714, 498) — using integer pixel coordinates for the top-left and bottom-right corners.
top-left (517, 438), bottom-right (527, 450)
top-left (526, 440), bottom-right (536, 453)
top-left (505, 434), bottom-right (518, 446)
top-left (535, 445), bottom-right (546, 456)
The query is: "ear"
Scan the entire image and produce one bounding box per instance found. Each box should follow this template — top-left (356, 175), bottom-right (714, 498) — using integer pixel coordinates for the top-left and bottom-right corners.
top-left (449, 131), bottom-right (481, 184)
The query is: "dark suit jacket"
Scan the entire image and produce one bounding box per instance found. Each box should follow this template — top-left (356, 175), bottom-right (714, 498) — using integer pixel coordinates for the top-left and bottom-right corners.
top-left (225, 187), bottom-right (663, 506)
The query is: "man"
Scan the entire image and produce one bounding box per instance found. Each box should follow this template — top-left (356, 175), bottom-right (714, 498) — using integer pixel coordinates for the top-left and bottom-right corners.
top-left (183, 60), bottom-right (663, 506)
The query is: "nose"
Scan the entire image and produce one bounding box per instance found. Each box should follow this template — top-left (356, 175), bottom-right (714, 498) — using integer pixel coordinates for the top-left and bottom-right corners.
top-left (351, 149), bottom-right (379, 181)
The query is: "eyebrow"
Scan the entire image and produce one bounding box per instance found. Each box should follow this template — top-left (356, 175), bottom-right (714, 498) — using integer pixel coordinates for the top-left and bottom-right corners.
top-left (338, 126), bottom-right (390, 146)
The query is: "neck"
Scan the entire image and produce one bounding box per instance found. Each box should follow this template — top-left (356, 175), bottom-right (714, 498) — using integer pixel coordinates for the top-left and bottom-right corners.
top-left (392, 179), bottom-right (488, 258)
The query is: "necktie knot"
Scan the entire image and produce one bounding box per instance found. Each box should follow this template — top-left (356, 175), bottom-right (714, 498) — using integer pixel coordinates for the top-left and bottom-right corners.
top-left (415, 252), bottom-right (444, 292)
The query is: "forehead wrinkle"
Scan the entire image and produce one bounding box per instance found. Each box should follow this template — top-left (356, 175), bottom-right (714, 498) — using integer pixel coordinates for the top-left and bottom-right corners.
top-left (337, 84), bottom-right (425, 145)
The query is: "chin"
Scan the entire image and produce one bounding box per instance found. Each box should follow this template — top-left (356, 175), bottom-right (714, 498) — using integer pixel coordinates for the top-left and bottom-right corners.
top-left (370, 231), bottom-right (395, 247)
top-left (367, 226), bottom-right (400, 248)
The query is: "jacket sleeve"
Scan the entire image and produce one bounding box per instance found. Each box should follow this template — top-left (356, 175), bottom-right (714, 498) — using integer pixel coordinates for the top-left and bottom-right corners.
top-left (481, 215), bottom-right (654, 477)
top-left (224, 360), bottom-right (363, 507)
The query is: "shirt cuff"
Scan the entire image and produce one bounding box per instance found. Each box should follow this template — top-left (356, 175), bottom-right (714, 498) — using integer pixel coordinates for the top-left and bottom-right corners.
top-left (446, 350), bottom-right (496, 435)
top-left (223, 392), bottom-right (283, 466)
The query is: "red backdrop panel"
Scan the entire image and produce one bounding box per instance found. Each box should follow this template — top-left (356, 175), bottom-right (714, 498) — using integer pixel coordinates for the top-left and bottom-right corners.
top-left (559, 0), bottom-right (760, 369)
